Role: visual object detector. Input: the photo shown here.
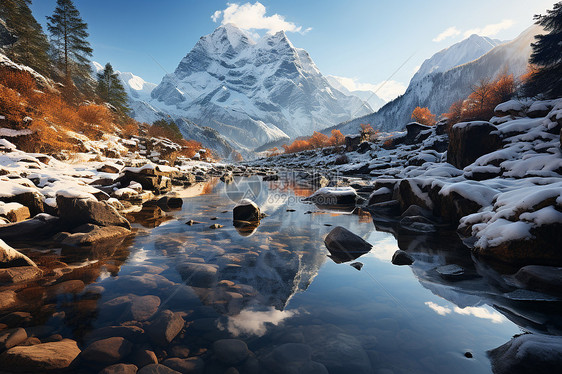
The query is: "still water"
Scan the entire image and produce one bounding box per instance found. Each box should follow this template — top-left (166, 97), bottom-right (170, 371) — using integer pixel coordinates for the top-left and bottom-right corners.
top-left (5, 176), bottom-right (557, 373)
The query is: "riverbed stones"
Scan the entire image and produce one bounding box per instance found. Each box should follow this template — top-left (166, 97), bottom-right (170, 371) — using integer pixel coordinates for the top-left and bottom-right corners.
top-left (130, 295), bottom-right (161, 321)
top-left (81, 337), bottom-right (133, 365)
top-left (0, 239), bottom-right (36, 267)
top-left (447, 121), bottom-right (502, 169)
top-left (0, 338), bottom-right (81, 372)
top-left (85, 325), bottom-right (145, 344)
top-left (0, 291), bottom-right (18, 311)
top-left (0, 202), bottom-right (30, 223)
top-left (514, 265), bottom-right (562, 295)
top-left (0, 328), bottom-right (27, 351)
top-left (176, 263), bottom-right (218, 288)
top-left (130, 347), bottom-right (158, 368)
top-left (260, 343), bottom-right (328, 374)
top-left (137, 364), bottom-right (181, 374)
top-left (0, 266), bottom-right (43, 284)
top-left (213, 339), bottom-right (249, 366)
top-left (147, 310), bottom-right (184, 346)
top-left (56, 194), bottom-right (131, 229)
top-left (0, 214), bottom-right (61, 241)
top-left (163, 357), bottom-right (205, 374)
top-left (99, 363), bottom-right (139, 374)
top-left (391, 250), bottom-right (414, 265)
top-left (61, 224), bottom-right (131, 247)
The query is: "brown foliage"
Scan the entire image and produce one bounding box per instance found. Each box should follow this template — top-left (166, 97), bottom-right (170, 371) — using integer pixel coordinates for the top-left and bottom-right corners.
top-left (281, 129), bottom-right (346, 154)
top-left (411, 106), bottom-right (436, 126)
top-left (0, 69), bottom-right (37, 96)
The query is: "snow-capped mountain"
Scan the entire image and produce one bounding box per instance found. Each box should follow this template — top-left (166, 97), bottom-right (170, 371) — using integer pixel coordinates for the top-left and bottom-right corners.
top-left (325, 75), bottom-right (386, 111)
top-left (410, 34), bottom-right (502, 83)
top-left (92, 61), bottom-right (156, 102)
top-left (149, 24), bottom-right (372, 149)
top-left (328, 25), bottom-right (541, 135)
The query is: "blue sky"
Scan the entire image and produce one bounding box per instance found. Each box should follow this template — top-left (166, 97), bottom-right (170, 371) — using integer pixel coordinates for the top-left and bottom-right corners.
top-left (30, 0), bottom-right (555, 101)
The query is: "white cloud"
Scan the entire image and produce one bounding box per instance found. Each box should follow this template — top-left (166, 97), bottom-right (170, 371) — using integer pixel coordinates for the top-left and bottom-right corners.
top-left (211, 10), bottom-right (222, 23)
top-left (433, 26), bottom-right (461, 42)
top-left (211, 2), bottom-right (307, 34)
top-left (463, 19), bottom-right (515, 38)
top-left (329, 75), bottom-right (406, 102)
top-left (453, 306), bottom-right (505, 323)
top-left (222, 307), bottom-right (299, 336)
top-left (425, 301), bottom-right (452, 316)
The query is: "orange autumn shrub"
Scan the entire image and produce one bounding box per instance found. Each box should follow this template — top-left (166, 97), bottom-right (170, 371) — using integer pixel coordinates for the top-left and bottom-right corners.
top-left (0, 84), bottom-right (28, 127)
top-left (282, 129), bottom-right (347, 154)
top-left (411, 106), bottom-right (436, 126)
top-left (0, 69), bottom-right (37, 96)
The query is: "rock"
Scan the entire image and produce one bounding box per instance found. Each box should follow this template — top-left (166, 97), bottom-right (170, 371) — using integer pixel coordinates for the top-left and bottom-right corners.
top-left (0, 191), bottom-right (44, 217)
top-left (138, 364), bottom-right (181, 374)
top-left (157, 196), bottom-right (183, 210)
top-left (436, 264), bottom-right (477, 281)
top-left (0, 328), bottom-right (27, 351)
top-left (349, 262), bottom-right (363, 271)
top-left (0, 202), bottom-right (30, 223)
top-left (61, 224), bottom-right (131, 247)
top-left (391, 250), bottom-right (414, 265)
top-left (0, 312), bottom-right (32, 327)
top-left (130, 295), bottom-right (161, 321)
top-left (324, 226), bottom-right (372, 263)
top-left (176, 263), bottom-right (218, 288)
top-left (168, 345), bottom-right (190, 359)
top-left (514, 265), bottom-right (562, 295)
top-left (488, 333), bottom-right (562, 374)
top-left (260, 343), bottom-right (328, 374)
top-left (130, 348), bottom-right (158, 369)
top-left (146, 310), bottom-right (184, 346)
top-left (345, 135), bottom-right (361, 152)
top-left (0, 214), bottom-right (61, 242)
top-left (46, 279), bottom-right (85, 297)
top-left (306, 187), bottom-right (357, 206)
top-left (98, 164), bottom-right (121, 173)
top-left (404, 122), bottom-right (433, 144)
top-left (447, 121), bottom-right (502, 169)
top-left (209, 223), bottom-right (223, 229)
top-left (0, 266), bottom-right (43, 284)
top-left (0, 239), bottom-right (36, 267)
top-left (262, 174), bottom-right (279, 181)
top-left (163, 357), bottom-right (204, 374)
top-left (56, 195), bottom-right (131, 230)
top-left (397, 179), bottom-right (432, 213)
top-left (120, 170), bottom-right (172, 195)
top-left (365, 200), bottom-right (401, 218)
top-left (0, 291), bottom-right (17, 310)
top-left (81, 337), bottom-right (133, 365)
top-left (233, 199), bottom-right (260, 222)
top-left (0, 338), bottom-right (81, 372)
top-left (367, 187), bottom-right (393, 205)
top-left (85, 326), bottom-right (145, 344)
top-left (99, 363), bottom-right (139, 374)
top-left (213, 339), bottom-right (249, 365)
top-left (220, 173), bottom-right (234, 184)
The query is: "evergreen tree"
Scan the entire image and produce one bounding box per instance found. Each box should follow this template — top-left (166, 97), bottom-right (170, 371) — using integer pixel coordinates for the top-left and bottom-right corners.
top-left (97, 62), bottom-right (130, 114)
top-left (46, 0), bottom-right (92, 93)
top-left (0, 0), bottom-right (51, 76)
top-left (524, 2), bottom-right (562, 98)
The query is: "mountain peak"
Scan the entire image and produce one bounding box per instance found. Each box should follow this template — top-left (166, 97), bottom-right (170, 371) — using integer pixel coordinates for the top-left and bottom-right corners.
top-left (207, 23), bottom-right (255, 49)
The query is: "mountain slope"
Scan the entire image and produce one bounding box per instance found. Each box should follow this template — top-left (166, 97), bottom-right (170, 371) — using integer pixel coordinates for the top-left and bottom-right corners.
top-left (329, 25), bottom-right (541, 134)
top-left (411, 34), bottom-right (502, 83)
top-left (149, 24), bottom-right (372, 149)
top-left (325, 75), bottom-right (386, 111)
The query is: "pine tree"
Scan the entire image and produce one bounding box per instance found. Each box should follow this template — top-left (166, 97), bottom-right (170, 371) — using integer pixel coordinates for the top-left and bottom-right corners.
top-left (524, 2), bottom-right (562, 98)
top-left (96, 62), bottom-right (130, 114)
top-left (0, 0), bottom-right (51, 76)
top-left (46, 0), bottom-right (93, 93)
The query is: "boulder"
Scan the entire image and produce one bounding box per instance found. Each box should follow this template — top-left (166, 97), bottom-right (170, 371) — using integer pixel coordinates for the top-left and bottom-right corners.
top-left (0, 214), bottom-right (61, 242)
top-left (488, 333), bottom-right (562, 374)
top-left (447, 121), bottom-right (502, 169)
top-left (344, 135), bottom-right (361, 152)
top-left (176, 263), bottom-right (218, 288)
top-left (0, 266), bottom-right (42, 284)
top-left (367, 187), bottom-right (392, 205)
top-left (162, 357), bottom-right (204, 374)
top-left (397, 179), bottom-right (432, 212)
top-left (138, 364), bottom-right (181, 374)
top-left (130, 348), bottom-right (158, 369)
top-left (233, 199), bottom-right (261, 222)
top-left (84, 326), bottom-right (145, 344)
top-left (260, 343), bottom-right (328, 374)
top-left (0, 339), bottom-right (81, 372)
top-left (514, 265), bottom-right (562, 295)
top-left (146, 310), bottom-right (184, 346)
top-left (81, 337), bottom-right (133, 365)
top-left (0, 202), bottom-right (30, 223)
top-left (0, 328), bottom-right (27, 351)
top-left (404, 122), bottom-right (433, 144)
top-left (56, 195), bottom-right (131, 230)
top-left (0, 192), bottom-right (44, 217)
top-left (213, 339), bottom-right (249, 365)
top-left (305, 187), bottom-right (357, 206)
top-left (99, 363), bottom-right (139, 374)
top-left (0, 291), bottom-right (17, 310)
top-left (61, 224), bottom-right (131, 247)
top-left (391, 250), bottom-right (414, 265)
top-left (220, 173), bottom-right (234, 184)
top-left (156, 196), bottom-right (183, 210)
top-left (0, 239), bottom-right (36, 267)
top-left (98, 164), bottom-right (121, 174)
top-left (324, 226), bottom-right (372, 263)
top-left (130, 295), bottom-right (161, 321)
